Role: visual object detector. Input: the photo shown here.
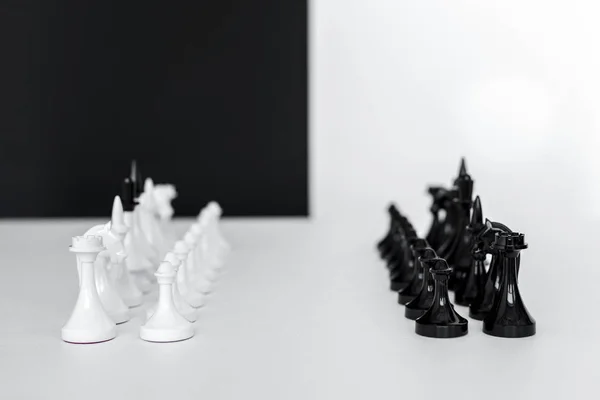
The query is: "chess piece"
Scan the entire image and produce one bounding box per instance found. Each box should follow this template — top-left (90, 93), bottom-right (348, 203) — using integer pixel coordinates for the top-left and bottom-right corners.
top-left (153, 183), bottom-right (178, 249)
top-left (415, 260), bottom-right (468, 338)
top-left (469, 219), bottom-right (513, 320)
top-left (454, 196), bottom-right (486, 307)
top-left (121, 177), bottom-right (154, 293)
top-left (110, 196), bottom-right (143, 308)
top-left (191, 222), bottom-right (219, 279)
top-left (146, 253), bottom-right (198, 322)
top-left (79, 198), bottom-right (131, 324)
top-left (377, 204), bottom-right (398, 258)
top-left (62, 236), bottom-right (116, 344)
top-left (389, 226), bottom-right (418, 291)
top-left (483, 232), bottom-right (536, 338)
top-left (184, 231), bottom-right (214, 292)
top-left (438, 169), bottom-right (474, 290)
top-left (424, 187), bottom-right (448, 250)
top-left (397, 239), bottom-right (430, 305)
top-left (140, 261), bottom-right (194, 343)
top-left (173, 240), bottom-right (207, 307)
top-left (404, 249), bottom-right (439, 320)
top-left (205, 201), bottom-right (231, 252)
top-left (433, 188), bottom-right (460, 256)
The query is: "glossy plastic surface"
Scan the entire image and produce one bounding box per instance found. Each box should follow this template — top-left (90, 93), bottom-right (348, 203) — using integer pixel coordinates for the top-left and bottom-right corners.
top-left (454, 196), bottom-right (485, 307)
top-left (483, 232), bottom-right (536, 338)
top-left (397, 239), bottom-right (430, 304)
top-left (469, 219), bottom-right (513, 320)
top-left (415, 262), bottom-right (468, 339)
top-left (404, 249), bottom-right (438, 320)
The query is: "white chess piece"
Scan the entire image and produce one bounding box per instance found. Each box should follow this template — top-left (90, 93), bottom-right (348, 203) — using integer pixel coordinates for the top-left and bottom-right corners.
top-left (174, 240), bottom-right (208, 306)
top-left (206, 201), bottom-right (231, 252)
top-left (140, 261), bottom-right (194, 343)
top-left (80, 200), bottom-right (130, 324)
top-left (146, 252), bottom-right (199, 322)
top-left (190, 223), bottom-right (219, 280)
top-left (153, 184), bottom-right (178, 250)
top-left (62, 236), bottom-right (117, 344)
top-left (122, 177), bottom-right (155, 293)
top-left (110, 196), bottom-right (143, 308)
top-left (138, 178), bottom-right (169, 260)
top-left (183, 231), bottom-right (213, 292)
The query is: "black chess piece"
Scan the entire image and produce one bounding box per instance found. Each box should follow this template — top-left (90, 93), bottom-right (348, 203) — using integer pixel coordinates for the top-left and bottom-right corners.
top-left (454, 195), bottom-right (486, 306)
top-left (415, 260), bottom-right (468, 338)
top-left (121, 177), bottom-right (137, 212)
top-left (389, 227), bottom-right (419, 291)
top-left (431, 158), bottom-right (468, 255)
top-left (483, 232), bottom-right (536, 338)
top-left (377, 204), bottom-right (399, 258)
top-left (398, 239), bottom-right (430, 304)
top-left (433, 188), bottom-right (460, 256)
top-left (469, 219), bottom-right (513, 320)
top-left (130, 160), bottom-right (144, 198)
top-left (405, 249), bottom-right (438, 320)
top-left (439, 170), bottom-right (474, 291)
top-left (424, 186), bottom-right (447, 249)
top-left (382, 210), bottom-right (406, 264)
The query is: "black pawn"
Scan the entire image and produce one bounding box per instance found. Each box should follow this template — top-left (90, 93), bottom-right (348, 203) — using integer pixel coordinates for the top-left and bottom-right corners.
top-left (454, 195), bottom-right (486, 306)
top-left (483, 232), bottom-right (536, 338)
top-left (404, 249), bottom-right (438, 320)
top-left (415, 260), bottom-right (468, 339)
top-left (383, 214), bottom-right (409, 265)
top-left (377, 204), bottom-right (399, 258)
top-left (389, 228), bottom-right (418, 291)
top-left (398, 239), bottom-right (430, 304)
top-left (121, 177), bottom-right (137, 212)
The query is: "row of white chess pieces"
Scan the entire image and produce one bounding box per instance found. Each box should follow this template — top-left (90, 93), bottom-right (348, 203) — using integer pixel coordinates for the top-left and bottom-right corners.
top-left (61, 183), bottom-right (230, 343)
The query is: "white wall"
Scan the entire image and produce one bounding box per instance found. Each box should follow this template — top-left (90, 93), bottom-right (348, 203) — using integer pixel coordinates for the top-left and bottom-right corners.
top-left (311, 0), bottom-right (600, 236)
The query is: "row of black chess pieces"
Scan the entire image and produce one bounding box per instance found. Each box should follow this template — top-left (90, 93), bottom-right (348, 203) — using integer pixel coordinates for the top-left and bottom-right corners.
top-left (377, 159), bottom-right (536, 339)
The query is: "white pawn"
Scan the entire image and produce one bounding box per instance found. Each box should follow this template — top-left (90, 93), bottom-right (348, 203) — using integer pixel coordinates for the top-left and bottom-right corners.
top-left (174, 240), bottom-right (208, 306)
top-left (110, 196), bottom-right (143, 308)
top-left (183, 231), bottom-right (213, 292)
top-left (190, 223), bottom-right (219, 281)
top-left (206, 201), bottom-right (231, 252)
top-left (140, 261), bottom-right (194, 343)
top-left (146, 253), bottom-right (199, 322)
top-left (62, 236), bottom-right (116, 344)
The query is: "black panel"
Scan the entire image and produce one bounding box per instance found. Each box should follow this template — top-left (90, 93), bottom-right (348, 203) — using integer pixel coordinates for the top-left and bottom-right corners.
top-left (0, 0), bottom-right (308, 217)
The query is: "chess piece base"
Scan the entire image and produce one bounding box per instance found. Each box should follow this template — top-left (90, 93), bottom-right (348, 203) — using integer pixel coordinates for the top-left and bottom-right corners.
top-left (109, 309), bottom-right (131, 325)
top-left (468, 308), bottom-right (487, 321)
top-left (398, 293), bottom-right (416, 305)
top-left (415, 321), bottom-right (468, 339)
top-left (390, 281), bottom-right (408, 292)
top-left (404, 307), bottom-right (427, 320)
top-left (483, 323), bottom-right (536, 338)
top-left (62, 326), bottom-right (117, 344)
top-left (140, 325), bottom-right (194, 343)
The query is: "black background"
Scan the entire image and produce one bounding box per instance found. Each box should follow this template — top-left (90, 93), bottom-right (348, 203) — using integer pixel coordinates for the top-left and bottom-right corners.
top-left (0, 0), bottom-right (308, 217)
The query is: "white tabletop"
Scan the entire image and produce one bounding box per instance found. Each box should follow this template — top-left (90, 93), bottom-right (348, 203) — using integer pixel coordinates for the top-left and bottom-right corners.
top-left (0, 218), bottom-right (596, 399)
